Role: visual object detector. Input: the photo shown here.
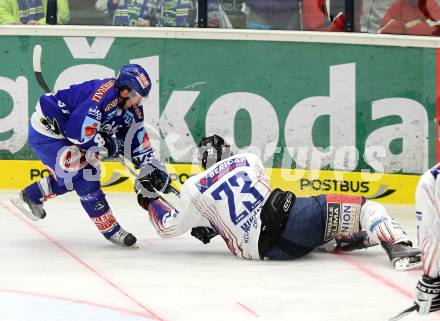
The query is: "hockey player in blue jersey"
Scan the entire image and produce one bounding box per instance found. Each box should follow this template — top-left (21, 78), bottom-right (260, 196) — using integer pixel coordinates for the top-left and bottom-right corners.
top-left (11, 64), bottom-right (164, 247)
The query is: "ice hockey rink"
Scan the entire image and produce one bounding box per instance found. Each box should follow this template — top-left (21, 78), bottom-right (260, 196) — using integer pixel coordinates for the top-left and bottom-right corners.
top-left (0, 190), bottom-right (438, 321)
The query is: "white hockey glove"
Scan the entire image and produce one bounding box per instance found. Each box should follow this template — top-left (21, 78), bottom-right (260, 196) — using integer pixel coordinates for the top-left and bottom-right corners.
top-left (415, 276), bottom-right (440, 315)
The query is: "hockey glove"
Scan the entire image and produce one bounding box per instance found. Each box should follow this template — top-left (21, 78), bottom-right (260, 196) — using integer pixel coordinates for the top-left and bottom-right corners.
top-left (135, 160), bottom-right (171, 198)
top-left (191, 226), bottom-right (218, 244)
top-left (415, 276), bottom-right (440, 315)
top-left (335, 231), bottom-right (375, 252)
top-left (100, 132), bottom-right (123, 160)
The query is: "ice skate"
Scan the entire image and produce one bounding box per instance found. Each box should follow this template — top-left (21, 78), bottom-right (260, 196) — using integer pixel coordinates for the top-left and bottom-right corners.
top-left (108, 228), bottom-right (138, 248)
top-left (383, 241), bottom-right (422, 271)
top-left (10, 190), bottom-right (46, 221)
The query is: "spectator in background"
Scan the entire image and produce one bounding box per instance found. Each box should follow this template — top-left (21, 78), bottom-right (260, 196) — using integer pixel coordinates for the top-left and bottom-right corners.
top-left (0, 0), bottom-right (70, 25)
top-left (361, 0), bottom-right (395, 33)
top-left (302, 0), bottom-right (363, 32)
top-left (100, 0), bottom-right (226, 28)
top-left (379, 0), bottom-right (440, 35)
top-left (242, 0), bottom-right (301, 30)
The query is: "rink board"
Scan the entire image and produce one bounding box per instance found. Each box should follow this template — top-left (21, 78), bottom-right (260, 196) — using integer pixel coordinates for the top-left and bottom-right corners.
top-left (0, 160), bottom-right (420, 205)
top-left (0, 29), bottom-right (437, 176)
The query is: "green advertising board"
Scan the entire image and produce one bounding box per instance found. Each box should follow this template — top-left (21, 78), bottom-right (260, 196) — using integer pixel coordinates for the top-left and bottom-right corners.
top-left (0, 34), bottom-right (436, 174)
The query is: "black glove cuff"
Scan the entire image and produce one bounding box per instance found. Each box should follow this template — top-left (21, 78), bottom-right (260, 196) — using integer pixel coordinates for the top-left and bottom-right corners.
top-left (137, 193), bottom-right (152, 210)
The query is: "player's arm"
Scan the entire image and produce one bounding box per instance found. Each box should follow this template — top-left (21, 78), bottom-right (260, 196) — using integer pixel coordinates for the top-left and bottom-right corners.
top-left (115, 105), bottom-right (155, 168)
top-left (63, 103), bottom-right (118, 158)
top-left (136, 187), bottom-right (207, 238)
top-left (135, 170), bottom-right (210, 238)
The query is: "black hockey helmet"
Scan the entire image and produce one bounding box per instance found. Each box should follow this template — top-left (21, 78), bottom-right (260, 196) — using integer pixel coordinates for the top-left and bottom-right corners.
top-left (198, 135), bottom-right (232, 170)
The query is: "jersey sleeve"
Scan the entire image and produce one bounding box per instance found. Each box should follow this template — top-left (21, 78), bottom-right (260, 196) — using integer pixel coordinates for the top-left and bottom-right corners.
top-left (116, 104), bottom-right (155, 168)
top-left (63, 102), bottom-right (103, 150)
top-left (247, 153), bottom-right (265, 177)
top-left (146, 182), bottom-right (210, 238)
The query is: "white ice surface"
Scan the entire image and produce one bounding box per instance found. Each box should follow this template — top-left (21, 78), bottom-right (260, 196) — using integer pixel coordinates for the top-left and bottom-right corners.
top-left (0, 190), bottom-right (438, 321)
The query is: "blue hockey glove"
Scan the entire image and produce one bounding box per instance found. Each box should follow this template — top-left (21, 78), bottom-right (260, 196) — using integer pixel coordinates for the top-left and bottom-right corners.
top-left (100, 133), bottom-right (123, 159)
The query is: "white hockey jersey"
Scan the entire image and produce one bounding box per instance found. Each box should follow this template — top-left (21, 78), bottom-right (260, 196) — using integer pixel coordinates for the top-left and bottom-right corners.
top-left (416, 163), bottom-right (440, 278)
top-left (146, 153), bottom-right (272, 260)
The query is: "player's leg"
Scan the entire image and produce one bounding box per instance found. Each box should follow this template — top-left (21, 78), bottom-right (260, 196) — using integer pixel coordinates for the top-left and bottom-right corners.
top-left (416, 171), bottom-right (440, 277)
top-left (414, 169), bottom-right (440, 314)
top-left (263, 195), bottom-right (326, 260)
top-left (11, 126), bottom-right (70, 220)
top-left (72, 170), bottom-right (137, 247)
top-left (360, 200), bottom-right (421, 270)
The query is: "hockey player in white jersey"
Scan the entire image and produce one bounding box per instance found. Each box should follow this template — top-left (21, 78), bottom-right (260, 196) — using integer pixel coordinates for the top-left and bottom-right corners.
top-left (136, 135), bottom-right (421, 269)
top-left (413, 163), bottom-right (440, 314)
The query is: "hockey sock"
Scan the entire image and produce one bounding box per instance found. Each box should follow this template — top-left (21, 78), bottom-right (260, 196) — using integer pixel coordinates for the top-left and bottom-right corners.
top-left (24, 175), bottom-right (68, 204)
top-left (79, 189), bottom-right (121, 239)
top-left (361, 200), bottom-right (409, 246)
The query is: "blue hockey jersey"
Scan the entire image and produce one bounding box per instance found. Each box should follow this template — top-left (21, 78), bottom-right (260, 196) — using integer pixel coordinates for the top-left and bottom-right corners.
top-left (30, 78), bottom-right (154, 166)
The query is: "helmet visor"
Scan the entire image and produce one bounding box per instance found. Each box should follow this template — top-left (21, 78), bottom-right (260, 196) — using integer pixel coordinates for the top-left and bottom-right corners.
top-left (129, 89), bottom-right (142, 99)
top-left (128, 89), bottom-right (142, 106)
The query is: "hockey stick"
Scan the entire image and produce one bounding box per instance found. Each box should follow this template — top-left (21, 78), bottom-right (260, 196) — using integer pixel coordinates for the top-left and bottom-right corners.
top-left (32, 45), bottom-right (179, 207)
top-left (389, 304), bottom-right (418, 321)
top-left (33, 45), bottom-right (52, 93)
top-left (116, 155), bottom-right (180, 209)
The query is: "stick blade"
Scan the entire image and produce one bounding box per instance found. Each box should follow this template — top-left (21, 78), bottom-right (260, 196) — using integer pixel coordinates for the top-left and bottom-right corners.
top-left (389, 304), bottom-right (418, 321)
top-left (32, 45), bottom-right (42, 72)
top-left (33, 44), bottom-right (52, 93)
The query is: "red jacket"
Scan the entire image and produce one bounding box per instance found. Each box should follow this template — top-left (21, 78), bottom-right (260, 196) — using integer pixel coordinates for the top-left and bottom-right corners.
top-left (380, 0), bottom-right (440, 35)
top-left (302, 0), bottom-right (362, 32)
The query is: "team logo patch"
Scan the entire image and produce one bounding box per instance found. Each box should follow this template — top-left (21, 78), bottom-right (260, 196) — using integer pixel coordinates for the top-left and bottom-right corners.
top-left (136, 73), bottom-right (149, 89)
top-left (133, 131), bottom-right (153, 155)
top-left (81, 116), bottom-right (101, 142)
top-left (40, 116), bottom-right (62, 136)
top-left (138, 131), bottom-right (151, 149)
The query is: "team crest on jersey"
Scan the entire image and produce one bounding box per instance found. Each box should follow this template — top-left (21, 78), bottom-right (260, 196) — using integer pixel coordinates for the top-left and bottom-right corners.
top-left (40, 116), bottom-right (61, 136)
top-left (196, 157), bottom-right (249, 193)
top-left (81, 116), bottom-right (100, 142)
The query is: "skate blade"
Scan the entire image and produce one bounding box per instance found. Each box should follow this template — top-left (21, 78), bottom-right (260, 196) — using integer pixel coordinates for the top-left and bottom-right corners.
top-left (394, 257), bottom-right (422, 271)
top-left (10, 197), bottom-right (41, 221)
top-left (111, 243), bottom-right (139, 249)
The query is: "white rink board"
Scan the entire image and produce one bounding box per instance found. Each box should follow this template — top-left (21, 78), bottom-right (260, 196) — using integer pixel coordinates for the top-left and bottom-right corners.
top-left (0, 190), bottom-right (438, 321)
